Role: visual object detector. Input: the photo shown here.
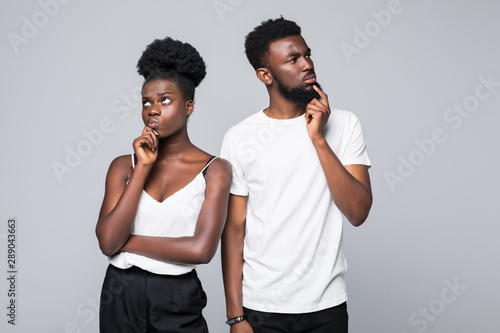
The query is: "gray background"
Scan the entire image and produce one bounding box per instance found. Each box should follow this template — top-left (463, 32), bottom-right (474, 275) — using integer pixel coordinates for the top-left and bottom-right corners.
top-left (1, 0), bottom-right (499, 332)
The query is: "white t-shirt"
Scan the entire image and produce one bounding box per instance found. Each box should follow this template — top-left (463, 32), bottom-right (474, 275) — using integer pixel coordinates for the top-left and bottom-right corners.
top-left (220, 108), bottom-right (371, 313)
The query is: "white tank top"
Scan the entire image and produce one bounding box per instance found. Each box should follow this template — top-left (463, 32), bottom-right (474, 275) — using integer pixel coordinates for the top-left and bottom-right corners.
top-left (109, 155), bottom-right (217, 275)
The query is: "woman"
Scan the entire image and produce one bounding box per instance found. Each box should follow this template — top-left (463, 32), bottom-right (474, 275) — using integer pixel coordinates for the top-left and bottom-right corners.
top-left (96, 36), bottom-right (231, 332)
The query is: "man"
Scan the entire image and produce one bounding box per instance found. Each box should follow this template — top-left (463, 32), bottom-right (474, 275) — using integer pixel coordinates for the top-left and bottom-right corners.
top-left (220, 17), bottom-right (372, 332)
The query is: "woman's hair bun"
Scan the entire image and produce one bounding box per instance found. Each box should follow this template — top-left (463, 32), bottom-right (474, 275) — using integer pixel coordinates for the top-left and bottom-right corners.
top-left (137, 37), bottom-right (206, 87)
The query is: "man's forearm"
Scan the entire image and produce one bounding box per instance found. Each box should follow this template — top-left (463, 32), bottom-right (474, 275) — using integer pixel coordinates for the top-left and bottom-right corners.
top-left (312, 137), bottom-right (372, 226)
top-left (221, 225), bottom-right (246, 318)
top-left (221, 195), bottom-right (248, 318)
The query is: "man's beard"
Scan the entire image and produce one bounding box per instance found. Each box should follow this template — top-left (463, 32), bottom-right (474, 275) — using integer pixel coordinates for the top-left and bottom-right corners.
top-left (274, 72), bottom-right (322, 106)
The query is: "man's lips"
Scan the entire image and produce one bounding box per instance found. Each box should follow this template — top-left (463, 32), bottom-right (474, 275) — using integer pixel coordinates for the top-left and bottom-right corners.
top-left (147, 118), bottom-right (159, 128)
top-left (304, 73), bottom-right (316, 84)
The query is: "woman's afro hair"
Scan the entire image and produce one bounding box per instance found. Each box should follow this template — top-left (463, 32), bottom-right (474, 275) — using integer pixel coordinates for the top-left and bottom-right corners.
top-left (137, 37), bottom-right (206, 100)
top-left (244, 17), bottom-right (301, 70)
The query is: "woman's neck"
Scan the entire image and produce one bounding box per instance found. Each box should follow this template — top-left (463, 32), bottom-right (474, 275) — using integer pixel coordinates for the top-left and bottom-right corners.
top-left (156, 130), bottom-right (195, 159)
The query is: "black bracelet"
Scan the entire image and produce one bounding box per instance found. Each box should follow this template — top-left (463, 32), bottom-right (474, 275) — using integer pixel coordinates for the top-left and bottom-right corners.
top-left (225, 315), bottom-right (247, 325)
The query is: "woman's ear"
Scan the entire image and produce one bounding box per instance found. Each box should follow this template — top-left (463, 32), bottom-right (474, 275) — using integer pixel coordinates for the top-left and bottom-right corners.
top-left (186, 100), bottom-right (194, 116)
top-left (256, 68), bottom-right (272, 86)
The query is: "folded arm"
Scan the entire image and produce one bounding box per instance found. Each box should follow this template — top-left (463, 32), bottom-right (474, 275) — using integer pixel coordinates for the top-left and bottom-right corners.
top-left (96, 155), bottom-right (152, 256)
top-left (120, 159), bottom-right (232, 265)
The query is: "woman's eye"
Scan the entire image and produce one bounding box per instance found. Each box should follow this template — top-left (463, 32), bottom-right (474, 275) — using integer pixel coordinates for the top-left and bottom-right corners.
top-left (143, 101), bottom-right (151, 107)
top-left (162, 98), bottom-right (171, 104)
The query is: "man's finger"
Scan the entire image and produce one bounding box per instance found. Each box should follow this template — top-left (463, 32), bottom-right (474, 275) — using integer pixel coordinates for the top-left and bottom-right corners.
top-left (306, 101), bottom-right (329, 115)
top-left (307, 98), bottom-right (327, 109)
top-left (313, 85), bottom-right (329, 108)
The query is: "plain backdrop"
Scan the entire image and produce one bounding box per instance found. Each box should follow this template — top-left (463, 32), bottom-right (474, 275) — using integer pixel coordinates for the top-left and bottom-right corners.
top-left (1, 0), bottom-right (499, 332)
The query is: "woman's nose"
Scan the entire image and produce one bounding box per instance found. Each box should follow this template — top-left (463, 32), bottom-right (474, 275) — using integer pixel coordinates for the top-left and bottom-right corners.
top-left (149, 104), bottom-right (161, 115)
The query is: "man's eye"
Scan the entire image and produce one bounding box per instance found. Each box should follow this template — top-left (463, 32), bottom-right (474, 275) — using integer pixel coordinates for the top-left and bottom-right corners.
top-left (143, 101), bottom-right (151, 107)
top-left (162, 98), bottom-right (171, 104)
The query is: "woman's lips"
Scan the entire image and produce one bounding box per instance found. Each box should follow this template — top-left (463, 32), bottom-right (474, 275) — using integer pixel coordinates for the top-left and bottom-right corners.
top-left (147, 119), bottom-right (159, 128)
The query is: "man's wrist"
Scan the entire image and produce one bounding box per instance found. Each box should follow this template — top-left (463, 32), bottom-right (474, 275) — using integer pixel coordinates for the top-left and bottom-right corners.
top-left (226, 315), bottom-right (247, 325)
top-left (226, 304), bottom-right (245, 319)
top-left (310, 135), bottom-right (327, 147)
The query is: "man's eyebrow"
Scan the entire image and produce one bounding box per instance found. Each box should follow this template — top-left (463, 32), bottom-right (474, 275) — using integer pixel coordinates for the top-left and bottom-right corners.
top-left (285, 52), bottom-right (300, 58)
top-left (285, 48), bottom-right (311, 58)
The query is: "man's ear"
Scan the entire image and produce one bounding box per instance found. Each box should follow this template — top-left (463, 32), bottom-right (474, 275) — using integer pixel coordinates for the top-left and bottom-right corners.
top-left (186, 100), bottom-right (194, 115)
top-left (256, 68), bottom-right (273, 86)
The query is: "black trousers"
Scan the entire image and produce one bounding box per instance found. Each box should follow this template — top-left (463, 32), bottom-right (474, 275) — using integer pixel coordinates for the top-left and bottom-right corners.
top-left (244, 302), bottom-right (348, 333)
top-left (99, 264), bottom-right (208, 333)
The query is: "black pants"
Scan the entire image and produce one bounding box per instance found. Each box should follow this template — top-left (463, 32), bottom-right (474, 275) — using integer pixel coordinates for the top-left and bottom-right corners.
top-left (244, 302), bottom-right (348, 333)
top-left (99, 265), bottom-right (208, 333)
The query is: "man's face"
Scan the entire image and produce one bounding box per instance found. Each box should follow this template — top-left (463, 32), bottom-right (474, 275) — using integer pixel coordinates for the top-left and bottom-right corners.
top-left (267, 35), bottom-right (321, 105)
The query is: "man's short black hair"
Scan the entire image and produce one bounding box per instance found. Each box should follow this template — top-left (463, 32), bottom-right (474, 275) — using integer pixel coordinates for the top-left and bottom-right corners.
top-left (244, 17), bottom-right (301, 70)
top-left (137, 37), bottom-right (206, 101)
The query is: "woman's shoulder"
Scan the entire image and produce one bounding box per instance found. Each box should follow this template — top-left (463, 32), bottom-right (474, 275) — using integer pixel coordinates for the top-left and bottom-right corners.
top-left (193, 148), bottom-right (231, 172)
top-left (209, 156), bottom-right (231, 169)
top-left (106, 154), bottom-right (134, 182)
top-left (203, 156), bottom-right (232, 182)
top-left (109, 154), bottom-right (134, 168)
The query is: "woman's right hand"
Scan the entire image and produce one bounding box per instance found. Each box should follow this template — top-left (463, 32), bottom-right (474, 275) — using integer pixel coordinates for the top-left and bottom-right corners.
top-left (133, 126), bottom-right (159, 167)
top-left (230, 320), bottom-right (254, 333)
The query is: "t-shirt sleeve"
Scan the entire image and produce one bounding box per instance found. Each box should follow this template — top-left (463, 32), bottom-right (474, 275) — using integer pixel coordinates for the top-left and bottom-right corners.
top-left (342, 113), bottom-right (371, 167)
top-left (220, 132), bottom-right (249, 196)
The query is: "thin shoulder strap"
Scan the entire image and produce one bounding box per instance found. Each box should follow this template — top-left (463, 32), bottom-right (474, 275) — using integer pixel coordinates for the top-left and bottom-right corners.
top-left (131, 153), bottom-right (137, 169)
top-left (126, 154), bottom-right (137, 185)
top-left (202, 156), bottom-right (217, 176)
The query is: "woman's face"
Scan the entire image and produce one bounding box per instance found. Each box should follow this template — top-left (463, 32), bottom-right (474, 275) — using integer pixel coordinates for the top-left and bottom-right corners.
top-left (141, 79), bottom-right (193, 138)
